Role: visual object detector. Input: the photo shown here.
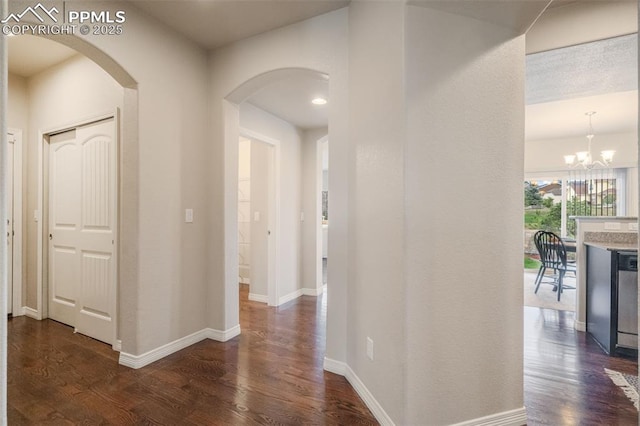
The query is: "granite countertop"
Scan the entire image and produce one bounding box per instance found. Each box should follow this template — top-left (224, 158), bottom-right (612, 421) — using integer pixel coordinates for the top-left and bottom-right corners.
top-left (584, 241), bottom-right (638, 252)
top-left (583, 231), bottom-right (637, 252)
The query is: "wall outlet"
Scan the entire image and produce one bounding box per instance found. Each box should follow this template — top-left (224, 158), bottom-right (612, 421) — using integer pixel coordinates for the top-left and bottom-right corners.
top-left (629, 223), bottom-right (638, 231)
top-left (185, 209), bottom-right (193, 223)
top-left (366, 337), bottom-right (374, 361)
top-left (604, 222), bottom-right (621, 230)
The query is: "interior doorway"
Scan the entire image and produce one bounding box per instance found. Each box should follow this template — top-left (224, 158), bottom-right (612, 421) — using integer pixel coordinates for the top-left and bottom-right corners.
top-left (238, 131), bottom-right (278, 306)
top-left (41, 116), bottom-right (118, 346)
top-left (6, 129), bottom-right (23, 317)
top-left (320, 137), bottom-right (329, 288)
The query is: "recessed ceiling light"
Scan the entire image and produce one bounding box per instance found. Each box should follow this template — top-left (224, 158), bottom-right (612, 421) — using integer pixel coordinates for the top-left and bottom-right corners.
top-left (312, 97), bottom-right (327, 105)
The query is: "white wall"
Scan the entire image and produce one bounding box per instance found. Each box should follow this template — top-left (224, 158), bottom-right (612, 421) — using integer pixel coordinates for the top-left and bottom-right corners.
top-left (240, 102), bottom-right (303, 301)
top-left (347, 2), bottom-right (406, 422)
top-left (7, 73), bottom-right (28, 309)
top-left (404, 5), bottom-right (525, 424)
top-left (8, 73), bottom-right (28, 132)
top-left (26, 54), bottom-right (123, 311)
top-left (238, 138), bottom-right (251, 284)
top-left (301, 128), bottom-right (327, 294)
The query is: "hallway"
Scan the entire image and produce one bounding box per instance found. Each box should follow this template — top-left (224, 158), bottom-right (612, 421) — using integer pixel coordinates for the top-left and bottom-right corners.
top-left (7, 287), bottom-right (376, 424)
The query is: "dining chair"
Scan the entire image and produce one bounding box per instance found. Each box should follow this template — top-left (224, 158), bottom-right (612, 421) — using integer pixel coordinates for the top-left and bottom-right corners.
top-left (533, 230), bottom-right (576, 301)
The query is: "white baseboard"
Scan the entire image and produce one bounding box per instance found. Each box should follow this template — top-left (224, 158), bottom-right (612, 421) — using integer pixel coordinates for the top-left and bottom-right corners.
top-left (575, 320), bottom-right (586, 332)
top-left (323, 358), bottom-right (394, 425)
top-left (302, 287), bottom-right (323, 297)
top-left (345, 364), bottom-right (395, 426)
top-left (323, 357), bottom-right (347, 375)
top-left (9, 306), bottom-right (25, 317)
top-left (249, 293), bottom-right (269, 303)
top-left (207, 325), bottom-right (241, 342)
top-left (239, 278), bottom-right (250, 285)
top-left (450, 407), bottom-right (527, 426)
top-left (23, 307), bottom-right (39, 320)
top-left (119, 325), bottom-right (241, 369)
top-left (119, 328), bottom-right (211, 369)
top-left (278, 289), bottom-right (303, 305)
top-left (112, 339), bottom-right (122, 352)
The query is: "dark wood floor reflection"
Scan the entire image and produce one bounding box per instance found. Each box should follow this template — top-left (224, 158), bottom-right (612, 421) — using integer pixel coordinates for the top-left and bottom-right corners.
top-left (8, 292), bottom-right (639, 424)
top-left (524, 307), bottom-right (638, 425)
top-left (8, 285), bottom-right (377, 424)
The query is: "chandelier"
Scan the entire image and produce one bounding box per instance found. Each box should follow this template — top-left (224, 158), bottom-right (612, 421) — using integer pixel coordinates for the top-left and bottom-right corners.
top-left (564, 111), bottom-right (614, 169)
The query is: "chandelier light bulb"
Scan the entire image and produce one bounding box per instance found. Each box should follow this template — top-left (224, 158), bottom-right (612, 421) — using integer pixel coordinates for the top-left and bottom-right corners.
top-left (562, 111), bottom-right (614, 169)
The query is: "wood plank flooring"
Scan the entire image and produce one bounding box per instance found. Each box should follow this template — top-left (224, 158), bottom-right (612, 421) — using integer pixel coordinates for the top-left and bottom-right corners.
top-left (524, 307), bottom-right (638, 425)
top-left (7, 289), bottom-right (639, 425)
top-left (8, 285), bottom-right (377, 425)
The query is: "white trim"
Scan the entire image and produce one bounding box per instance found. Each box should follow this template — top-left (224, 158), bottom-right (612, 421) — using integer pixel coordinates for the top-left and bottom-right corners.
top-left (450, 408), bottom-right (527, 426)
top-left (302, 287), bottom-right (323, 297)
top-left (206, 325), bottom-right (241, 342)
top-left (112, 339), bottom-right (122, 352)
top-left (575, 320), bottom-right (586, 332)
top-left (323, 358), bottom-right (395, 425)
top-left (323, 357), bottom-right (347, 375)
top-left (239, 127), bottom-right (281, 307)
top-left (239, 278), bottom-right (250, 284)
top-left (248, 293), bottom-right (269, 303)
top-left (23, 307), bottom-right (39, 320)
top-left (118, 326), bottom-right (242, 369)
top-left (345, 364), bottom-right (395, 426)
top-left (7, 128), bottom-right (23, 317)
top-left (119, 328), bottom-right (211, 369)
top-left (278, 289), bottom-right (302, 306)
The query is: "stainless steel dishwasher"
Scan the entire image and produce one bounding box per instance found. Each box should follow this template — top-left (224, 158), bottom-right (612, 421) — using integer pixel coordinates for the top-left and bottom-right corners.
top-left (617, 252), bottom-right (638, 350)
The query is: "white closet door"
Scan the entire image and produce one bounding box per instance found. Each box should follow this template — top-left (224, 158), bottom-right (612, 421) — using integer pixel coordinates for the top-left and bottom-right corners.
top-left (49, 118), bottom-right (116, 344)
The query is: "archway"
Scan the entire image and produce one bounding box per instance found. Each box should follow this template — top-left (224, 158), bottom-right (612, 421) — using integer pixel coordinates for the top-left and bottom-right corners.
top-left (1, 31), bottom-right (139, 411)
top-left (223, 67), bottom-right (330, 328)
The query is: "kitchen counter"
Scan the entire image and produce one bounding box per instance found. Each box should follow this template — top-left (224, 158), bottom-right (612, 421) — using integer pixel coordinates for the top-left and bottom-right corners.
top-left (586, 244), bottom-right (638, 356)
top-left (584, 241), bottom-right (638, 252)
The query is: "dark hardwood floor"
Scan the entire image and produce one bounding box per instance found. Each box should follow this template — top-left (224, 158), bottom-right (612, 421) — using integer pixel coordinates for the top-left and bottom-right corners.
top-left (8, 285), bottom-right (377, 425)
top-left (7, 289), bottom-right (639, 425)
top-left (524, 307), bottom-right (638, 425)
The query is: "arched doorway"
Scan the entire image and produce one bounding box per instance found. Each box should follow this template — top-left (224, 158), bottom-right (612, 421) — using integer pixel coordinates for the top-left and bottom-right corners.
top-left (223, 67), bottom-right (330, 327)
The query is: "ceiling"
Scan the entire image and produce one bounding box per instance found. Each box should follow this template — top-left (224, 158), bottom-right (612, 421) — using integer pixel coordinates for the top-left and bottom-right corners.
top-left (126, 0), bottom-right (349, 50)
top-left (6, 1), bottom-right (638, 137)
top-left (246, 73), bottom-right (329, 130)
top-left (8, 35), bottom-right (77, 78)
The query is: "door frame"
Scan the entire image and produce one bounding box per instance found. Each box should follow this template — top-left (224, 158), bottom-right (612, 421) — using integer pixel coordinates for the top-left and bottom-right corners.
top-left (7, 128), bottom-right (23, 316)
top-left (239, 127), bottom-right (280, 307)
top-left (36, 110), bottom-right (120, 348)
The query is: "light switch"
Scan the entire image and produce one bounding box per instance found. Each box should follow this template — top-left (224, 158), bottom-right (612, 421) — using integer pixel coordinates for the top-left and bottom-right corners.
top-left (254, 211), bottom-right (260, 222)
top-left (185, 209), bottom-right (193, 223)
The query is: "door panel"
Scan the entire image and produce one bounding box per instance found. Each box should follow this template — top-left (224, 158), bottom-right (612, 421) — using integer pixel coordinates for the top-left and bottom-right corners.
top-left (49, 130), bottom-right (79, 325)
top-left (48, 118), bottom-right (116, 344)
